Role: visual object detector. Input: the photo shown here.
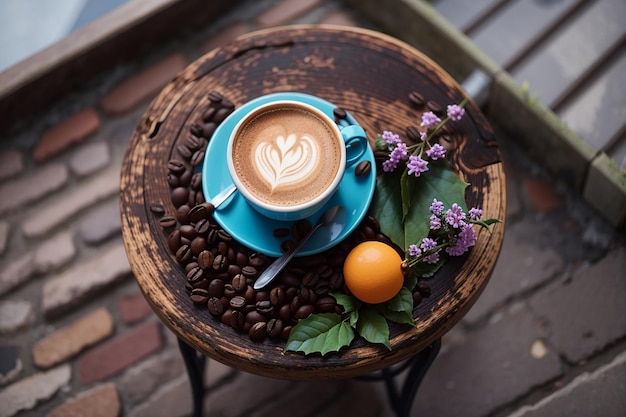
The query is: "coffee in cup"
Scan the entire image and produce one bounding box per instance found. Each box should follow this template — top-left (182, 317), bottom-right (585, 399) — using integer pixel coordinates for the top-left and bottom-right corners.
top-left (227, 100), bottom-right (367, 221)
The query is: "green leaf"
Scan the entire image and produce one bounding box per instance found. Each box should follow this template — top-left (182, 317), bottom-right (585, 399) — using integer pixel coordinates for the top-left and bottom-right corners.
top-left (331, 292), bottom-right (360, 314)
top-left (385, 287), bottom-right (414, 312)
top-left (349, 310), bottom-right (360, 327)
top-left (404, 273), bottom-right (418, 292)
top-left (370, 160), bottom-right (469, 252)
top-left (284, 313), bottom-right (355, 356)
top-left (473, 218), bottom-right (501, 230)
top-left (377, 305), bottom-right (415, 326)
top-left (356, 308), bottom-right (390, 349)
top-left (402, 160), bottom-right (469, 250)
top-left (410, 256), bottom-right (446, 278)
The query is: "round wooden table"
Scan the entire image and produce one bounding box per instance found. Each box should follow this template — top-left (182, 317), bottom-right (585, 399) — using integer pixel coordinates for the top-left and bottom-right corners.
top-left (120, 24), bottom-right (505, 388)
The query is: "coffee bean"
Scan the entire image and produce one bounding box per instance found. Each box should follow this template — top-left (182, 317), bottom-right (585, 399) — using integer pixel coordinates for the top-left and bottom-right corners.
top-left (179, 169), bottom-right (192, 188)
top-left (176, 204), bottom-right (190, 224)
top-left (190, 150), bottom-right (205, 167)
top-left (355, 160), bottom-right (371, 177)
top-left (281, 326), bottom-right (292, 339)
top-left (230, 310), bottom-right (245, 329)
top-left (150, 203), bottom-right (165, 216)
top-left (316, 297), bottom-right (336, 313)
top-left (159, 216), bottom-right (177, 229)
top-left (190, 173), bottom-right (203, 191)
top-left (227, 264), bottom-right (241, 278)
top-left (246, 311), bottom-right (265, 325)
top-left (409, 91), bottom-right (425, 107)
top-left (213, 108), bottom-right (232, 124)
top-left (189, 203), bottom-right (214, 223)
top-left (406, 126), bottom-right (422, 143)
top-left (231, 274), bottom-right (247, 292)
top-left (208, 297), bottom-right (223, 316)
top-left (190, 237), bottom-right (207, 256)
top-left (298, 287), bottom-right (312, 304)
top-left (281, 239), bottom-right (296, 253)
top-left (202, 122), bottom-right (217, 138)
top-left (230, 295), bottom-right (247, 310)
top-left (190, 288), bottom-right (209, 304)
top-left (249, 253), bottom-right (268, 268)
top-left (295, 305), bottom-right (315, 320)
top-left (302, 271), bottom-right (319, 288)
top-left (248, 322), bottom-right (268, 340)
top-left (244, 285), bottom-right (256, 303)
top-left (427, 100), bottom-right (443, 115)
top-left (179, 224), bottom-right (196, 240)
top-left (190, 123), bottom-right (203, 138)
top-left (197, 250), bottom-right (214, 270)
top-left (417, 281), bottom-right (431, 297)
top-left (202, 107), bottom-right (217, 122)
top-left (187, 266), bottom-right (204, 284)
top-left (208, 279), bottom-right (225, 298)
top-left (256, 300), bottom-right (274, 316)
top-left (241, 265), bottom-right (258, 279)
top-left (177, 144), bottom-right (193, 160)
top-left (267, 318), bottom-right (283, 338)
top-left (280, 270), bottom-right (301, 288)
top-left (329, 271), bottom-right (344, 290)
top-left (207, 91), bottom-right (223, 103)
top-left (167, 173), bottom-right (180, 187)
top-left (314, 281), bottom-right (330, 296)
top-left (413, 291), bottom-right (423, 306)
top-left (167, 159), bottom-right (185, 175)
top-left (194, 218), bottom-right (211, 235)
top-left (292, 220), bottom-right (312, 242)
top-left (272, 228), bottom-right (289, 237)
top-left (217, 230), bottom-right (233, 242)
top-left (176, 245), bottom-right (192, 263)
top-left (171, 187), bottom-right (189, 207)
top-left (213, 254), bottom-right (228, 271)
top-left (167, 230), bottom-right (182, 252)
top-left (221, 98), bottom-right (235, 110)
top-left (279, 304), bottom-right (292, 323)
top-left (270, 287), bottom-right (286, 306)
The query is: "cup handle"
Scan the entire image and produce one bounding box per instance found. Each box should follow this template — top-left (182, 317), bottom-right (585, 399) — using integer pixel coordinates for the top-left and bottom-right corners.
top-left (340, 125), bottom-right (369, 167)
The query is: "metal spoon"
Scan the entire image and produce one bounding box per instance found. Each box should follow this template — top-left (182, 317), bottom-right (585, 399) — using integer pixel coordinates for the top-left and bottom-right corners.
top-left (253, 205), bottom-right (345, 290)
top-left (210, 184), bottom-right (237, 209)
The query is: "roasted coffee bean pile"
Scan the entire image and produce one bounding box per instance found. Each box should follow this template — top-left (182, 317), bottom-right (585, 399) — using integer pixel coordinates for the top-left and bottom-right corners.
top-left (157, 92), bottom-right (430, 342)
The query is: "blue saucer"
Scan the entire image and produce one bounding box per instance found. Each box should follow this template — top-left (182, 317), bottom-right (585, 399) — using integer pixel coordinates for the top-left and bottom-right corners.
top-left (202, 92), bottom-right (376, 257)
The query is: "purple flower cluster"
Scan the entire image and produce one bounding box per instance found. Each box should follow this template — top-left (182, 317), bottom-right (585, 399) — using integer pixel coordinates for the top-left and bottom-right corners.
top-left (447, 104), bottom-right (465, 121)
top-left (420, 112), bottom-right (441, 128)
top-left (407, 198), bottom-right (483, 265)
top-left (407, 155), bottom-right (429, 177)
top-left (382, 142), bottom-right (409, 172)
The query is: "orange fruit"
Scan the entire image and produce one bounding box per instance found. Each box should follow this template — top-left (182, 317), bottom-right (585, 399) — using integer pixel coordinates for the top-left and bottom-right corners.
top-left (343, 241), bottom-right (405, 304)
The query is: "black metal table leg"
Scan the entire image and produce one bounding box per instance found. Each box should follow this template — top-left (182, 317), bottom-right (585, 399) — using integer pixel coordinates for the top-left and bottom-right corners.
top-left (357, 338), bottom-right (441, 417)
top-left (178, 338), bottom-right (207, 417)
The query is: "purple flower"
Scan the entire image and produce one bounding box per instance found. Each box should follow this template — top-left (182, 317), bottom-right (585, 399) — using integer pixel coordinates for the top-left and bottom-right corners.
top-left (424, 252), bottom-right (440, 264)
top-left (429, 214), bottom-right (442, 230)
top-left (469, 207), bottom-right (483, 220)
top-left (407, 155), bottom-right (429, 177)
top-left (408, 244), bottom-right (421, 257)
top-left (445, 203), bottom-right (466, 228)
top-left (447, 104), bottom-right (465, 121)
top-left (382, 159), bottom-right (398, 172)
top-left (426, 143), bottom-right (446, 160)
top-left (420, 131), bottom-right (428, 142)
top-left (391, 142), bottom-right (409, 161)
top-left (420, 238), bottom-right (437, 252)
top-left (445, 224), bottom-right (476, 256)
top-left (430, 198), bottom-right (444, 215)
top-left (420, 112), bottom-right (441, 128)
top-left (382, 130), bottom-right (401, 145)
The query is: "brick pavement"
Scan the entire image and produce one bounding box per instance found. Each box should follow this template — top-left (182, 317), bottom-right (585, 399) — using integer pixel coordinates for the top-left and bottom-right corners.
top-left (1, 0), bottom-right (625, 416)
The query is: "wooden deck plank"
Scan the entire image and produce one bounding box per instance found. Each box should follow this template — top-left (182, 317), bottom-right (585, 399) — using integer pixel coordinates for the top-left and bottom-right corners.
top-left (510, 0), bottom-right (626, 109)
top-left (432, 0), bottom-right (504, 33)
top-left (469, 0), bottom-right (581, 67)
top-left (558, 50), bottom-right (626, 153)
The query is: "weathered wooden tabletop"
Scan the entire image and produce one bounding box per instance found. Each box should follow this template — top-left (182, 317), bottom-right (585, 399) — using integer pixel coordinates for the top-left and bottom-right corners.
top-left (120, 25), bottom-right (506, 380)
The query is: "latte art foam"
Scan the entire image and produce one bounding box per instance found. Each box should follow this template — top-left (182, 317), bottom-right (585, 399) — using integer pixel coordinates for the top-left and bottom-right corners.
top-left (232, 107), bottom-right (342, 207)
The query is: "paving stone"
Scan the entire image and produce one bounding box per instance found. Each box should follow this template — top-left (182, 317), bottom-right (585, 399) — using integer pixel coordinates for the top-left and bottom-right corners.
top-left (21, 165), bottom-right (120, 238)
top-left (120, 349), bottom-right (185, 404)
top-left (69, 141), bottom-right (111, 177)
top-left (414, 308), bottom-right (562, 417)
top-left (33, 231), bottom-right (76, 274)
top-left (434, 0), bottom-right (500, 32)
top-left (33, 108), bottom-right (101, 163)
top-left (78, 198), bottom-right (122, 245)
top-left (255, 379), bottom-right (345, 417)
top-left (33, 307), bottom-right (115, 369)
top-left (317, 380), bottom-right (383, 417)
top-left (0, 345), bottom-right (22, 386)
top-left (0, 221), bottom-right (9, 255)
top-left (100, 53), bottom-right (187, 116)
top-left (0, 163), bottom-right (68, 216)
top-left (79, 322), bottom-right (163, 384)
top-left (0, 364), bottom-right (71, 417)
top-left (528, 246), bottom-right (626, 363)
top-left (508, 350), bottom-right (626, 417)
top-left (256, 0), bottom-right (321, 27)
top-left (0, 253), bottom-right (36, 296)
top-left (119, 292), bottom-right (153, 325)
top-left (320, 10), bottom-right (358, 26)
top-left (205, 358), bottom-right (237, 389)
top-left (523, 177), bottom-right (564, 213)
top-left (463, 233), bottom-right (564, 324)
top-left (0, 300), bottom-right (34, 334)
top-left (128, 374), bottom-right (192, 417)
top-left (48, 383), bottom-right (120, 417)
top-left (42, 242), bottom-right (131, 318)
top-left (203, 371), bottom-right (292, 416)
top-left (0, 148), bottom-right (24, 182)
